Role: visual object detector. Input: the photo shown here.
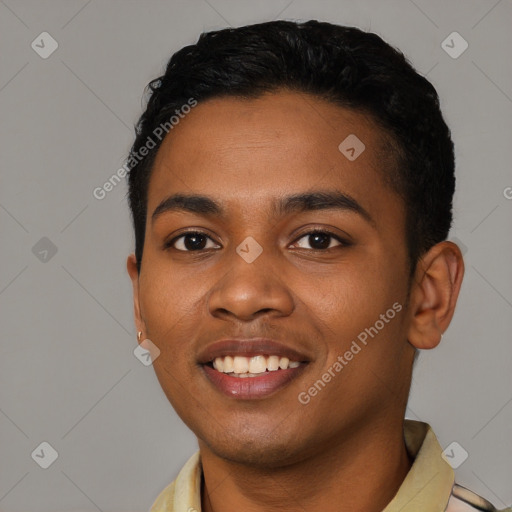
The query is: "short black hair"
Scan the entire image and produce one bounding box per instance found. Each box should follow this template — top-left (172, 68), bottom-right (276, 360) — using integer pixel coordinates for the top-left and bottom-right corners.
top-left (127, 19), bottom-right (455, 276)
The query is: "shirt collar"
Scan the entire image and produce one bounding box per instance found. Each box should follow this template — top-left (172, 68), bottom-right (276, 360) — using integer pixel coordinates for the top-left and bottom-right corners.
top-left (150, 419), bottom-right (454, 512)
top-left (383, 420), bottom-right (454, 511)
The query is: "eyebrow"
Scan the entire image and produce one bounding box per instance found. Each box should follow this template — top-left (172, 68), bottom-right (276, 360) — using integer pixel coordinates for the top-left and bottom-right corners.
top-left (151, 191), bottom-right (376, 228)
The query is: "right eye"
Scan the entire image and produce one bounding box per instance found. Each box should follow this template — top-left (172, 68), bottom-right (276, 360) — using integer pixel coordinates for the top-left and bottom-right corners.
top-left (164, 230), bottom-right (220, 252)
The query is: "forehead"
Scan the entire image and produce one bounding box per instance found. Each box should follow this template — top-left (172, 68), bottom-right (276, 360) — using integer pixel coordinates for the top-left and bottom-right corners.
top-left (147, 90), bottom-right (400, 221)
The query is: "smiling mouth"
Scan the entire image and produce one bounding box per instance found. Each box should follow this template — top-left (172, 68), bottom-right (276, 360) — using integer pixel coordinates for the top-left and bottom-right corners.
top-left (202, 353), bottom-right (308, 398)
top-left (198, 338), bottom-right (311, 398)
top-left (206, 354), bottom-right (304, 378)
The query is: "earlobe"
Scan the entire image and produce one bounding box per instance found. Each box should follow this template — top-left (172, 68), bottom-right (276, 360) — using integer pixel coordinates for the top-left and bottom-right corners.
top-left (126, 253), bottom-right (145, 339)
top-left (407, 241), bottom-right (464, 350)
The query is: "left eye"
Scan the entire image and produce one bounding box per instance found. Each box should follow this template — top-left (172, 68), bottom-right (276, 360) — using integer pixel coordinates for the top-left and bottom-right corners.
top-left (291, 230), bottom-right (346, 251)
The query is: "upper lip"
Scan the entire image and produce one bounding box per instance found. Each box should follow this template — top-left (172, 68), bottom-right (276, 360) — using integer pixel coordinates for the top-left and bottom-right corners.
top-left (197, 338), bottom-right (311, 364)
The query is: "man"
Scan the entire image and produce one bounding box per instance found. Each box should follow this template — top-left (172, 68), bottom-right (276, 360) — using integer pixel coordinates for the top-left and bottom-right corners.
top-left (126, 20), bottom-right (510, 512)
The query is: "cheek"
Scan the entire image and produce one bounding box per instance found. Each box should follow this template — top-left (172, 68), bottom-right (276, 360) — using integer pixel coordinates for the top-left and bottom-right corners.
top-left (138, 268), bottom-right (203, 367)
top-left (314, 258), bottom-right (405, 355)
top-left (313, 260), bottom-right (386, 319)
top-left (140, 258), bottom-right (203, 322)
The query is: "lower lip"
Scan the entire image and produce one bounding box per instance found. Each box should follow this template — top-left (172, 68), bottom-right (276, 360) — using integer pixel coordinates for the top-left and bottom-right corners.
top-left (202, 364), bottom-right (307, 399)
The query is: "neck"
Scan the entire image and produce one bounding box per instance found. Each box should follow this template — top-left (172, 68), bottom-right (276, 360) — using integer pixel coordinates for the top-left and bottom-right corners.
top-left (199, 417), bottom-right (413, 512)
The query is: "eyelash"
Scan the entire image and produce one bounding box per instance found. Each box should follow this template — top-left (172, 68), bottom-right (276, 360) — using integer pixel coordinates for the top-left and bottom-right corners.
top-left (164, 229), bottom-right (350, 252)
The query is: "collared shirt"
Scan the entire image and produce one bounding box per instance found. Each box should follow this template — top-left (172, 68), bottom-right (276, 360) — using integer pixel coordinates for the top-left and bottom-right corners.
top-left (149, 419), bottom-right (510, 512)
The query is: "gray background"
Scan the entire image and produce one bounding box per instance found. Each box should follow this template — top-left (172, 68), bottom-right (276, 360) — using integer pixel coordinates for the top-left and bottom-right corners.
top-left (0, 0), bottom-right (511, 511)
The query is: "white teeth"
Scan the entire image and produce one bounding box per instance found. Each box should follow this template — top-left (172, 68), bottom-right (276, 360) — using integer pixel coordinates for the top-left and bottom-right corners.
top-left (267, 355), bottom-right (280, 371)
top-left (249, 355), bottom-right (267, 374)
top-left (223, 355), bottom-right (234, 373)
top-left (209, 354), bottom-right (302, 375)
top-left (233, 355), bottom-right (249, 374)
top-left (279, 357), bottom-right (290, 370)
top-left (213, 357), bottom-right (224, 372)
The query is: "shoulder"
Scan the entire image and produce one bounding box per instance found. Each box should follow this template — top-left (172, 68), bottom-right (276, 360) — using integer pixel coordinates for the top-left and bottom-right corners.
top-left (446, 483), bottom-right (512, 512)
top-left (148, 450), bottom-right (202, 512)
top-left (148, 480), bottom-right (176, 512)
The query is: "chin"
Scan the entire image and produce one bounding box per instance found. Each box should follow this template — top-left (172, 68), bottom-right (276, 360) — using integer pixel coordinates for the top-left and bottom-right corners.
top-left (198, 426), bottom-right (311, 469)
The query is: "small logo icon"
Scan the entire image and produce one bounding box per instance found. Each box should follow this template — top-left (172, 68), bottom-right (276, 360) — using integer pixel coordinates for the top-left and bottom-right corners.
top-left (442, 441), bottom-right (469, 469)
top-left (31, 441), bottom-right (59, 469)
top-left (32, 237), bottom-right (58, 262)
top-left (31, 32), bottom-right (59, 59)
top-left (134, 338), bottom-right (161, 366)
top-left (236, 236), bottom-right (263, 263)
top-left (338, 134), bottom-right (365, 161)
top-left (441, 32), bottom-right (468, 59)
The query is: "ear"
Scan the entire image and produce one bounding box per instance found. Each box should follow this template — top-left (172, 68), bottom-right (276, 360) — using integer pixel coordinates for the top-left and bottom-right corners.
top-left (407, 241), bottom-right (465, 350)
top-left (127, 253), bottom-right (146, 343)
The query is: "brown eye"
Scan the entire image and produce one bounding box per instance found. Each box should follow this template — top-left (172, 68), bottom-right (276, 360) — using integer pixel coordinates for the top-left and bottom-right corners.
top-left (292, 230), bottom-right (348, 251)
top-left (165, 231), bottom-right (220, 252)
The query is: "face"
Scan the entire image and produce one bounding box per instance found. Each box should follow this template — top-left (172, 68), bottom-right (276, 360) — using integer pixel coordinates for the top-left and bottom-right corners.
top-left (128, 90), bottom-right (417, 467)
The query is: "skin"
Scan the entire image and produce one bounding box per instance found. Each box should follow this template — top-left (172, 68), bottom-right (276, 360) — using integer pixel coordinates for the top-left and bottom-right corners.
top-left (127, 90), bottom-right (464, 511)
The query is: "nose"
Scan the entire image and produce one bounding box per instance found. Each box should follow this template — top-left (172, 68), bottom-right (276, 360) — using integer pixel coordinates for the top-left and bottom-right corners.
top-left (206, 246), bottom-right (295, 322)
